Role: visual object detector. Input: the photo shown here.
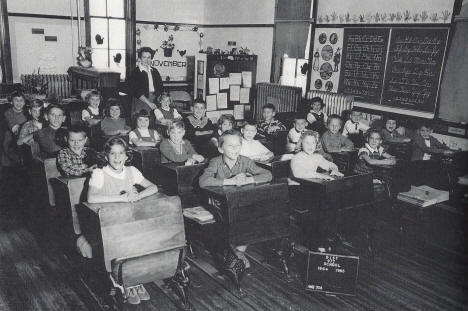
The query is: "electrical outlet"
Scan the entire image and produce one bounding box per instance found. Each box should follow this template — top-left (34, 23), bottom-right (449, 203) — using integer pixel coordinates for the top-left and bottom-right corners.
top-left (228, 41), bottom-right (236, 46)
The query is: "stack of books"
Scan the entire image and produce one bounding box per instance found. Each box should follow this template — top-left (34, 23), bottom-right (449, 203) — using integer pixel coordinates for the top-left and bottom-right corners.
top-left (183, 206), bottom-right (215, 224)
top-left (397, 185), bottom-right (449, 207)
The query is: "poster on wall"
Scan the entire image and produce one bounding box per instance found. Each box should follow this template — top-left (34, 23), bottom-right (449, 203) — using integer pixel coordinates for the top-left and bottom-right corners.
top-left (310, 28), bottom-right (344, 93)
top-left (136, 23), bottom-right (200, 81)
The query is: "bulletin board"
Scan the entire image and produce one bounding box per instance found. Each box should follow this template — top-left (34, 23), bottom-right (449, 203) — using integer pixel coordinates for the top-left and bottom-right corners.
top-left (310, 28), bottom-right (344, 93)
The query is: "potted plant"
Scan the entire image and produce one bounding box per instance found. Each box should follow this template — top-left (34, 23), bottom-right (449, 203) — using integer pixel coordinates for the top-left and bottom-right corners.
top-left (77, 46), bottom-right (92, 68)
top-left (161, 35), bottom-right (175, 57)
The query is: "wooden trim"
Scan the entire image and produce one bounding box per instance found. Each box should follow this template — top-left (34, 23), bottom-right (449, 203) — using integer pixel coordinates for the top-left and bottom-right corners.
top-left (136, 19), bottom-right (274, 28)
top-left (0, 0), bottom-right (12, 83)
top-left (125, 0), bottom-right (135, 82)
top-left (305, 0), bottom-right (318, 94)
top-left (83, 0), bottom-right (90, 47)
top-left (269, 0), bottom-right (278, 83)
top-left (8, 12), bottom-right (85, 20)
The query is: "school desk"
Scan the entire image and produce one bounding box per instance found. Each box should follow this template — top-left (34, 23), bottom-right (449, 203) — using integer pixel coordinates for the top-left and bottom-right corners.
top-left (154, 161), bottom-right (207, 206)
top-left (329, 150), bottom-right (358, 174)
top-left (293, 172), bottom-right (373, 248)
top-left (30, 157), bottom-right (61, 207)
top-left (131, 146), bottom-right (161, 183)
top-left (255, 157), bottom-right (291, 182)
top-left (198, 182), bottom-right (290, 290)
top-left (78, 193), bottom-right (190, 307)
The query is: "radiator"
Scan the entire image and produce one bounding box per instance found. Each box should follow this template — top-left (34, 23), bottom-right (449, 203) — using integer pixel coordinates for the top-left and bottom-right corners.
top-left (307, 91), bottom-right (354, 116)
top-left (255, 83), bottom-right (302, 121)
top-left (21, 74), bottom-right (71, 99)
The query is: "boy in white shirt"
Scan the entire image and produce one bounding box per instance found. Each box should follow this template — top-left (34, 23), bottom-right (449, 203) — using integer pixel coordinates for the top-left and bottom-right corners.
top-left (342, 109), bottom-right (370, 147)
top-left (240, 121), bottom-right (274, 162)
top-left (286, 118), bottom-right (308, 153)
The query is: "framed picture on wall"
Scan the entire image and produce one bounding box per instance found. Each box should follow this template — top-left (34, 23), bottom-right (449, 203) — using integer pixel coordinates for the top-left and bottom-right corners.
top-left (197, 60), bottom-right (204, 75)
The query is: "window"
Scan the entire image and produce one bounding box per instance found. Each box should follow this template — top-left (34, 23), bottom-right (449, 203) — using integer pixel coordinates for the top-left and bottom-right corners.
top-left (88, 0), bottom-right (126, 79)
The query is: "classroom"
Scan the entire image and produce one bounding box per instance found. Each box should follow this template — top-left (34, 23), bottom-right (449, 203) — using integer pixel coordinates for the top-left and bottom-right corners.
top-left (0, 0), bottom-right (467, 310)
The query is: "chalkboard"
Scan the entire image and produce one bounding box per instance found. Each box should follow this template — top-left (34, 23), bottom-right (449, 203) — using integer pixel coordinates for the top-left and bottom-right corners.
top-left (382, 28), bottom-right (449, 113)
top-left (339, 28), bottom-right (390, 102)
top-left (305, 251), bottom-right (359, 296)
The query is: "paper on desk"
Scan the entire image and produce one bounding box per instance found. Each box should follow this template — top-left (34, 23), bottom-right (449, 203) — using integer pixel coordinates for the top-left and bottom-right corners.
top-left (209, 78), bottom-right (219, 94)
top-left (229, 73), bottom-right (242, 85)
top-left (217, 92), bottom-right (228, 109)
top-left (206, 94), bottom-right (217, 111)
top-left (240, 87), bottom-right (250, 104)
top-left (241, 71), bottom-right (252, 87)
top-left (234, 104), bottom-right (244, 120)
top-left (220, 77), bottom-right (229, 90)
top-left (230, 85), bottom-right (240, 101)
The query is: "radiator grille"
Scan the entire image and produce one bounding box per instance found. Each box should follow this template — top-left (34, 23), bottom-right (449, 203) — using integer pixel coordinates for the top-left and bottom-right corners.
top-left (307, 91), bottom-right (354, 116)
top-left (255, 83), bottom-right (302, 121)
top-left (21, 74), bottom-right (71, 99)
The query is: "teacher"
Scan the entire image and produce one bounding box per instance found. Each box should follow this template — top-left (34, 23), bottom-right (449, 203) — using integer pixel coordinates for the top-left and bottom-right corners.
top-left (131, 46), bottom-right (164, 121)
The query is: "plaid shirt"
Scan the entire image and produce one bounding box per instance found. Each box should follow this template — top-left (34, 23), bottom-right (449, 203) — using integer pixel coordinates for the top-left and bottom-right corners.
top-left (257, 119), bottom-right (286, 137)
top-left (57, 147), bottom-right (89, 177)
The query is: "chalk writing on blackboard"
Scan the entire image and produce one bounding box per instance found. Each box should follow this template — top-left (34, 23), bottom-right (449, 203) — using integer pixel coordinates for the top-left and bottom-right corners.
top-left (338, 28), bottom-right (390, 102)
top-left (382, 28), bottom-right (448, 113)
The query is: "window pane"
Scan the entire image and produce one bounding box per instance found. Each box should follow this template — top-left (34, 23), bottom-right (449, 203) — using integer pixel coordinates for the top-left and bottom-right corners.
top-left (92, 49), bottom-right (109, 68)
top-left (110, 49), bottom-right (126, 80)
top-left (89, 0), bottom-right (106, 17)
top-left (91, 18), bottom-right (108, 49)
top-left (108, 19), bottom-right (125, 49)
top-left (107, 0), bottom-right (124, 18)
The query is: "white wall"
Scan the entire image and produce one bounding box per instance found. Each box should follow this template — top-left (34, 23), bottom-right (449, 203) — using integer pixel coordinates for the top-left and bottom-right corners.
top-left (7, 0), bottom-right (85, 82)
top-left (136, 0), bottom-right (275, 83)
top-left (136, 0), bottom-right (205, 23)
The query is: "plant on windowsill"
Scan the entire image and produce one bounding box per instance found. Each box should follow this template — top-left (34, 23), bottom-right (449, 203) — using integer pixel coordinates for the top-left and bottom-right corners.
top-left (161, 35), bottom-right (175, 57)
top-left (77, 46), bottom-right (92, 68)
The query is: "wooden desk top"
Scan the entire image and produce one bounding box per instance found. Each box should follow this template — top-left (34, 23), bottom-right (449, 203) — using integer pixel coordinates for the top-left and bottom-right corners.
top-left (201, 181), bottom-right (286, 196)
top-left (83, 192), bottom-right (169, 214)
top-left (298, 172), bottom-right (372, 186)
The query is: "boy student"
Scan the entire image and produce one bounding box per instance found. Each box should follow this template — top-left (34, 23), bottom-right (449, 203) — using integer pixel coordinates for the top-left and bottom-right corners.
top-left (240, 120), bottom-right (274, 162)
top-left (342, 108), bottom-right (370, 147)
top-left (411, 122), bottom-right (453, 161)
top-left (159, 120), bottom-right (204, 164)
top-left (19, 104), bottom-right (67, 158)
top-left (381, 116), bottom-right (411, 144)
top-left (257, 104), bottom-right (286, 138)
top-left (57, 125), bottom-right (97, 177)
top-left (199, 130), bottom-right (272, 269)
top-left (320, 114), bottom-right (354, 153)
top-left (286, 117), bottom-right (308, 153)
top-left (2, 91), bottom-right (27, 167)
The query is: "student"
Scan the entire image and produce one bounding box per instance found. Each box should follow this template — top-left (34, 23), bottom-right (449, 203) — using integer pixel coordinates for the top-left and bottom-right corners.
top-left (294, 129), bottom-right (333, 161)
top-left (82, 90), bottom-right (102, 126)
top-left (286, 118), bottom-right (308, 153)
top-left (306, 97), bottom-right (328, 135)
top-left (257, 103), bottom-right (286, 138)
top-left (210, 114), bottom-right (235, 149)
top-left (411, 122), bottom-right (452, 161)
top-left (100, 99), bottom-right (131, 136)
top-left (18, 99), bottom-right (44, 143)
top-left (2, 91), bottom-right (27, 166)
top-left (129, 110), bottom-right (161, 147)
top-left (159, 120), bottom-right (204, 164)
top-left (154, 92), bottom-right (182, 126)
top-left (19, 104), bottom-right (67, 158)
top-left (57, 125), bottom-right (96, 177)
top-left (381, 116), bottom-right (411, 144)
top-left (199, 130), bottom-right (272, 268)
top-left (320, 114), bottom-right (354, 153)
top-left (354, 129), bottom-right (396, 175)
top-left (290, 132), bottom-right (343, 182)
top-left (86, 136), bottom-right (158, 304)
top-left (342, 109), bottom-right (370, 147)
top-left (240, 120), bottom-right (274, 162)
top-left (185, 99), bottom-right (214, 154)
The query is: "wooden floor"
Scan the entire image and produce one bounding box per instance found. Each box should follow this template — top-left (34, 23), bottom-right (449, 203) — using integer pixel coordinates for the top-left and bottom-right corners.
top-left (0, 178), bottom-right (467, 310)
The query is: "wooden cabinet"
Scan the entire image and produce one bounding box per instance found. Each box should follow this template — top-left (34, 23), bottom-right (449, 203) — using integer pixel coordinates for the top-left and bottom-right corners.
top-left (67, 66), bottom-right (120, 98)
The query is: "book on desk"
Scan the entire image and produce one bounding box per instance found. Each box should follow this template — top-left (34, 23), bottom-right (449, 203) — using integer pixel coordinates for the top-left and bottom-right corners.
top-left (397, 185), bottom-right (449, 207)
top-left (183, 206), bottom-right (215, 224)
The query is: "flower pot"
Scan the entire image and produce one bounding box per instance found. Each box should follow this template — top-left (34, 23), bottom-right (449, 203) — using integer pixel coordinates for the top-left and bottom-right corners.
top-left (79, 59), bottom-right (92, 68)
top-left (163, 48), bottom-right (173, 57)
